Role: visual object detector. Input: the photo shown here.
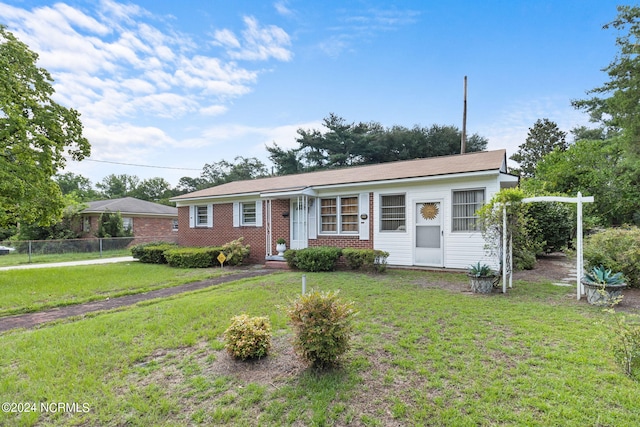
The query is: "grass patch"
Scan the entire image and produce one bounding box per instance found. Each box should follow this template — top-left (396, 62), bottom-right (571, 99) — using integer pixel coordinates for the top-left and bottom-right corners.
top-left (0, 249), bottom-right (131, 267)
top-left (0, 262), bottom-right (230, 317)
top-left (0, 270), bottom-right (638, 426)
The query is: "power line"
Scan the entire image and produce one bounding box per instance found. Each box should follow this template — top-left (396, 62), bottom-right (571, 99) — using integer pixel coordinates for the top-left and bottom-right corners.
top-left (67, 157), bottom-right (201, 171)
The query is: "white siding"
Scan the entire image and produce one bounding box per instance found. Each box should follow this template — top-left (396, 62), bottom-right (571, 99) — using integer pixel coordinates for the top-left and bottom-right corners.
top-left (373, 175), bottom-right (502, 269)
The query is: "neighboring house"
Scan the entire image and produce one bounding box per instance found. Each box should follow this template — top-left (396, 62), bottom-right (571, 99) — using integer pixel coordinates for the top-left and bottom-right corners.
top-left (170, 150), bottom-right (519, 269)
top-left (80, 197), bottom-right (178, 242)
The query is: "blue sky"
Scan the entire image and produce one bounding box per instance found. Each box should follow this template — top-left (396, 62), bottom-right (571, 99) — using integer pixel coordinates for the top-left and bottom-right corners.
top-left (0, 0), bottom-right (624, 187)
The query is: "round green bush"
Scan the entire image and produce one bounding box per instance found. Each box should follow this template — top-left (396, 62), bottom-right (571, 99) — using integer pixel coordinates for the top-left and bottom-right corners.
top-left (224, 315), bottom-right (272, 360)
top-left (286, 289), bottom-right (357, 369)
top-left (584, 227), bottom-right (640, 288)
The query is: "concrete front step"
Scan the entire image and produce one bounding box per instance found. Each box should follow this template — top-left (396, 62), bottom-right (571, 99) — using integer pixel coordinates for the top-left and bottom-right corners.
top-left (264, 260), bottom-right (290, 270)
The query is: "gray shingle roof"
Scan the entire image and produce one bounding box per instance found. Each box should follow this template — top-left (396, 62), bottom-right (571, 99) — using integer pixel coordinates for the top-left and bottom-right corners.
top-left (82, 197), bottom-right (177, 217)
top-left (172, 149), bottom-right (510, 201)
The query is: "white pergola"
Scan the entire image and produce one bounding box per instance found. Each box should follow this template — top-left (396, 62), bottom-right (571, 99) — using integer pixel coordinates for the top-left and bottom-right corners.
top-left (501, 192), bottom-right (594, 300)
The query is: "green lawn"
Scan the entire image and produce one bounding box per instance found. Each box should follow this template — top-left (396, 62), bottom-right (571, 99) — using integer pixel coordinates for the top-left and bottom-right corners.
top-left (1, 267), bottom-right (638, 426)
top-left (0, 263), bottom-right (230, 317)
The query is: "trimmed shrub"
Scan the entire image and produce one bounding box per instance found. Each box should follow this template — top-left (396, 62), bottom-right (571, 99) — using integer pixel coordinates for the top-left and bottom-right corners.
top-left (164, 247), bottom-right (222, 268)
top-left (286, 289), bottom-right (357, 369)
top-left (224, 314), bottom-right (272, 360)
top-left (130, 242), bottom-right (177, 264)
top-left (291, 246), bottom-right (342, 272)
top-left (584, 227), bottom-right (640, 288)
top-left (342, 248), bottom-right (390, 273)
top-left (283, 249), bottom-right (297, 268)
top-left (221, 237), bottom-right (250, 266)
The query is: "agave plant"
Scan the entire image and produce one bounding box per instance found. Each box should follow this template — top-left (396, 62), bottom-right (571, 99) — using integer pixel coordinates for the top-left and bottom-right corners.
top-left (583, 265), bottom-right (626, 286)
top-left (468, 262), bottom-right (494, 278)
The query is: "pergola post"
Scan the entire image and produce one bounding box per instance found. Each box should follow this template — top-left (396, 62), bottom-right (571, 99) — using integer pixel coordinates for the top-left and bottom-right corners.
top-left (502, 203), bottom-right (507, 294)
top-left (521, 193), bottom-right (594, 300)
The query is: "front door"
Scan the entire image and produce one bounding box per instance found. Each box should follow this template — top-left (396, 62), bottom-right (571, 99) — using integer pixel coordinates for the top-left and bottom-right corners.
top-left (414, 201), bottom-right (443, 266)
top-left (290, 197), bottom-right (308, 249)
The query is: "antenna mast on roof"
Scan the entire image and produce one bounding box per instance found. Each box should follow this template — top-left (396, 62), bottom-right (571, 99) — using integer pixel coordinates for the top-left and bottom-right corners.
top-left (461, 75), bottom-right (467, 154)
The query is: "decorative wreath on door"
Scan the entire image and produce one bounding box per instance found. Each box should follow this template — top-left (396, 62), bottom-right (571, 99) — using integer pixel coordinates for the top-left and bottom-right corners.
top-left (420, 203), bottom-right (439, 220)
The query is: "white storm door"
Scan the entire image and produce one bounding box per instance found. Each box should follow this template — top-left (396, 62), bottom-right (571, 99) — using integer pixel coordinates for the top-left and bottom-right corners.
top-left (291, 197), bottom-right (308, 249)
top-left (414, 201), bottom-right (443, 266)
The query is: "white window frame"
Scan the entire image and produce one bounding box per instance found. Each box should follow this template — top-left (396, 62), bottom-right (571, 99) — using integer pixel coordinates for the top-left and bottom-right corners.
top-left (319, 195), bottom-right (359, 235)
top-left (191, 204), bottom-right (213, 228)
top-left (196, 206), bottom-right (208, 227)
top-left (233, 201), bottom-right (262, 227)
top-left (122, 217), bottom-right (133, 232)
top-left (452, 188), bottom-right (485, 232)
top-left (380, 193), bottom-right (406, 232)
top-left (172, 219), bottom-right (178, 231)
top-left (241, 202), bottom-right (257, 226)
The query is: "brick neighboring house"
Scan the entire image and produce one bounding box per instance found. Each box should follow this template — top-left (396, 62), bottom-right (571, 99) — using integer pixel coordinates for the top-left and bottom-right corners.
top-left (170, 150), bottom-right (519, 268)
top-left (80, 197), bottom-right (178, 243)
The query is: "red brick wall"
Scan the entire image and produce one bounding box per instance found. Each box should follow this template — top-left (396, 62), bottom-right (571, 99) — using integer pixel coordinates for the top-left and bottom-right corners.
top-left (270, 199), bottom-right (290, 253)
top-left (177, 193), bottom-right (376, 263)
top-left (80, 215), bottom-right (178, 243)
top-left (178, 203), bottom-right (268, 263)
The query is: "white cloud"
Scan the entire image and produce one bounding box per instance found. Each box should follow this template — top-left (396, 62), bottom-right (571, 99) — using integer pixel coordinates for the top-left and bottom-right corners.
top-left (0, 1), bottom-right (299, 185)
top-left (274, 1), bottom-right (293, 16)
top-left (318, 7), bottom-right (419, 57)
top-left (214, 16), bottom-right (293, 61)
top-left (200, 105), bottom-right (228, 116)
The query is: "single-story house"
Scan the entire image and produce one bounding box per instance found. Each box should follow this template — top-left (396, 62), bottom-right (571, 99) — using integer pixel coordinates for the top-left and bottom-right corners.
top-left (171, 150), bottom-right (519, 269)
top-left (79, 197), bottom-right (178, 243)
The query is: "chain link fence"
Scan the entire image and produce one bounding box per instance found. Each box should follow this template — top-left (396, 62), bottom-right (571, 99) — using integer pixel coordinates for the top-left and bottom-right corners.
top-left (0, 236), bottom-right (178, 263)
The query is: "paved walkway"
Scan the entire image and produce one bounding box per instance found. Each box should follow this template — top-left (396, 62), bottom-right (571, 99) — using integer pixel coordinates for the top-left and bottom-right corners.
top-left (0, 256), bottom-right (136, 271)
top-left (0, 259), bottom-right (272, 332)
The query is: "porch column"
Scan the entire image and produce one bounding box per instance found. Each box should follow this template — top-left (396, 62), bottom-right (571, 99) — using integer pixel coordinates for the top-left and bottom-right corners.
top-left (264, 199), bottom-right (272, 257)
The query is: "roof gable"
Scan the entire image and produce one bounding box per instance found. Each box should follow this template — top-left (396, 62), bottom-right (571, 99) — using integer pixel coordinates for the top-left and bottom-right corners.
top-left (172, 150), bottom-right (511, 201)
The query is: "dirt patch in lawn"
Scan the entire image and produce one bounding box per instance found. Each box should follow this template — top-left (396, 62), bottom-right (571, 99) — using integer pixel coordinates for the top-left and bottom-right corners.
top-left (513, 253), bottom-right (640, 313)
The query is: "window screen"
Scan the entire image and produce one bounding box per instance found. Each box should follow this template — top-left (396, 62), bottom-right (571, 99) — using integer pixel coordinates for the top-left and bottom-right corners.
top-left (452, 189), bottom-right (485, 231)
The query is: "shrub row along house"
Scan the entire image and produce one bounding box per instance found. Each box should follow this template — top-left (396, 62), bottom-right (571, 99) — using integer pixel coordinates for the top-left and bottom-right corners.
top-left (171, 150), bottom-right (518, 269)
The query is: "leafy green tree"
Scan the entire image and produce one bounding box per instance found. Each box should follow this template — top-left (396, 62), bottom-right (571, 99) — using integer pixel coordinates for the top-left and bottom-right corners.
top-left (265, 143), bottom-right (304, 175)
top-left (96, 174), bottom-right (140, 199)
top-left (55, 172), bottom-right (99, 201)
top-left (132, 177), bottom-right (172, 202)
top-left (571, 125), bottom-right (613, 143)
top-left (524, 136), bottom-right (639, 226)
top-left (13, 194), bottom-right (85, 240)
top-left (96, 210), bottom-right (131, 238)
top-left (510, 119), bottom-right (568, 177)
top-left (0, 26), bottom-right (90, 227)
top-left (572, 5), bottom-right (640, 153)
top-left (267, 114), bottom-right (488, 175)
top-left (200, 156), bottom-right (268, 186)
top-left (175, 176), bottom-right (207, 194)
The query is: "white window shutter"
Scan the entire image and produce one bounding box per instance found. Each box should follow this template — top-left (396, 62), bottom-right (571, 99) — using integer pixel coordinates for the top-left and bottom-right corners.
top-left (233, 202), bottom-right (240, 227)
top-left (189, 205), bottom-right (196, 228)
top-left (359, 192), bottom-right (370, 240)
top-left (207, 204), bottom-right (213, 228)
top-left (308, 198), bottom-right (317, 239)
top-left (256, 201), bottom-right (263, 227)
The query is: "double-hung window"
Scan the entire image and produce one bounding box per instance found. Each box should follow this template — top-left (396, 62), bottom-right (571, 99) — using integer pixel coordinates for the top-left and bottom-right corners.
top-left (196, 205), bottom-right (209, 227)
top-left (122, 217), bottom-right (133, 232)
top-left (320, 196), bottom-right (358, 234)
top-left (241, 202), bottom-right (256, 225)
top-left (452, 189), bottom-right (485, 231)
top-left (380, 194), bottom-right (406, 231)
